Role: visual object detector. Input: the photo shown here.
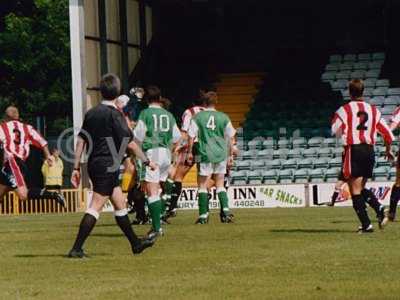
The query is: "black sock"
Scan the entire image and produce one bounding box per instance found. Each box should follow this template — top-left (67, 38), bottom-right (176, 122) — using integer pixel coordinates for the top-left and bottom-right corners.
top-left (169, 181), bottom-right (182, 211)
top-left (362, 188), bottom-right (382, 215)
top-left (131, 187), bottom-right (146, 220)
top-left (331, 191), bottom-right (339, 204)
top-left (207, 192), bottom-right (212, 212)
top-left (389, 185), bottom-right (400, 214)
top-left (127, 189), bottom-right (135, 207)
top-left (115, 213), bottom-right (140, 247)
top-left (352, 194), bottom-right (371, 229)
top-left (72, 213), bottom-right (97, 250)
top-left (28, 188), bottom-right (58, 200)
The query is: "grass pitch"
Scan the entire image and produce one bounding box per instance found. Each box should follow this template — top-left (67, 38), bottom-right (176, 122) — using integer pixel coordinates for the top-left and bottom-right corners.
top-left (1, 208), bottom-right (400, 300)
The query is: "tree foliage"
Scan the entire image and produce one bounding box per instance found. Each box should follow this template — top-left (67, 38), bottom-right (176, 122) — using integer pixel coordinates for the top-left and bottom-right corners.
top-left (0, 0), bottom-right (71, 135)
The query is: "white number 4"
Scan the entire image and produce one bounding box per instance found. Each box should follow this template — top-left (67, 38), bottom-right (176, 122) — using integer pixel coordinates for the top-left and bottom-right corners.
top-left (206, 116), bottom-right (216, 130)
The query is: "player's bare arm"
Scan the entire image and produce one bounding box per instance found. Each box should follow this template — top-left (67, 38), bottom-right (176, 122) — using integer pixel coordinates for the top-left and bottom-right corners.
top-left (186, 136), bottom-right (195, 164)
top-left (42, 145), bottom-right (54, 166)
top-left (71, 136), bottom-right (86, 188)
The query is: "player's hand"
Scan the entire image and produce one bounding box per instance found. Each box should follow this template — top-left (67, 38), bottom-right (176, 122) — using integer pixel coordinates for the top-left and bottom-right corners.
top-left (71, 170), bottom-right (81, 188)
top-left (46, 157), bottom-right (54, 167)
top-left (227, 155), bottom-right (234, 168)
top-left (187, 153), bottom-right (194, 165)
top-left (232, 145), bottom-right (239, 157)
top-left (385, 151), bottom-right (395, 162)
top-left (148, 161), bottom-right (158, 171)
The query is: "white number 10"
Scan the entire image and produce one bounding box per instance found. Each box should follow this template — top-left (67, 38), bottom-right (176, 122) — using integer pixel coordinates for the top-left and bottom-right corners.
top-left (152, 114), bottom-right (170, 132)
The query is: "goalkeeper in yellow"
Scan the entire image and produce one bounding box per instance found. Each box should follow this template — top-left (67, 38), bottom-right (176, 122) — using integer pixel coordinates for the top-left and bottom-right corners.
top-left (187, 93), bottom-right (236, 224)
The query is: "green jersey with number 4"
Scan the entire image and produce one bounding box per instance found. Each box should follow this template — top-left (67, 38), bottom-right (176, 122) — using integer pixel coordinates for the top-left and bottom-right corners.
top-left (191, 110), bottom-right (234, 163)
top-left (135, 106), bottom-right (179, 152)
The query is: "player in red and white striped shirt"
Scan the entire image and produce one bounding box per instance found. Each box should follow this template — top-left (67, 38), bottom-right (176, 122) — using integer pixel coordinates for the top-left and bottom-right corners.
top-left (162, 88), bottom-right (208, 219)
top-left (0, 106), bottom-right (65, 206)
top-left (331, 79), bottom-right (394, 232)
top-left (386, 107), bottom-right (400, 221)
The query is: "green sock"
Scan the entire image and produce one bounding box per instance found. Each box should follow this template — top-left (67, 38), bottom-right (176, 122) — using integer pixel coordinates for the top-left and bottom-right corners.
top-left (198, 192), bottom-right (208, 218)
top-left (148, 199), bottom-right (162, 231)
top-left (218, 190), bottom-right (230, 214)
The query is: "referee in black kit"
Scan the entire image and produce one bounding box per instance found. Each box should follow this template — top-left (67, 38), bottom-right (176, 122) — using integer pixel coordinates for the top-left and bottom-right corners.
top-left (68, 73), bottom-right (157, 258)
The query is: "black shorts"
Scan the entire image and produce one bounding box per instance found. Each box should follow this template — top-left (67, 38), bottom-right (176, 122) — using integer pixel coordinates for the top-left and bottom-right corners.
top-left (88, 158), bottom-right (120, 197)
top-left (340, 144), bottom-right (375, 179)
top-left (0, 157), bottom-right (30, 189)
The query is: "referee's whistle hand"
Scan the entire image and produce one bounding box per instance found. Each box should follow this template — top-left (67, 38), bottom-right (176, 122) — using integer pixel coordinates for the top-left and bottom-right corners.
top-left (71, 170), bottom-right (80, 188)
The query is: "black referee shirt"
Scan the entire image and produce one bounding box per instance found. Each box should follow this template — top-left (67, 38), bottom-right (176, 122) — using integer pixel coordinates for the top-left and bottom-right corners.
top-left (79, 101), bottom-right (132, 167)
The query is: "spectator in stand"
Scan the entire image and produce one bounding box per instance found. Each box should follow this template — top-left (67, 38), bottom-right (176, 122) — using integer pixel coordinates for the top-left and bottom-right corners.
top-left (41, 148), bottom-right (64, 190)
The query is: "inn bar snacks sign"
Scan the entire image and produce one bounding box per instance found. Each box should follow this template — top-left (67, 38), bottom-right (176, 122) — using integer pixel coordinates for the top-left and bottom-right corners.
top-left (177, 185), bottom-right (306, 210)
top-left (88, 182), bottom-right (394, 212)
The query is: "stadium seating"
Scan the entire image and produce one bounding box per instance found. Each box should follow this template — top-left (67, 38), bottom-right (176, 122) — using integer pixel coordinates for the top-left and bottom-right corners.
top-left (228, 51), bottom-right (400, 186)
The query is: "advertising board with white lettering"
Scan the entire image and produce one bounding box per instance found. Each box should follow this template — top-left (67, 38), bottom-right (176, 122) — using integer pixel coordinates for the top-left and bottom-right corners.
top-left (311, 182), bottom-right (392, 207)
top-left (86, 184), bottom-right (306, 212)
top-left (177, 185), bottom-right (306, 210)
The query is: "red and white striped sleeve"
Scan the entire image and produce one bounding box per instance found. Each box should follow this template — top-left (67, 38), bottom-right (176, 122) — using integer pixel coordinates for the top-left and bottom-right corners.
top-left (376, 111), bottom-right (394, 145)
top-left (0, 124), bottom-right (5, 145)
top-left (390, 107), bottom-right (400, 131)
top-left (331, 107), bottom-right (345, 136)
top-left (181, 109), bottom-right (192, 132)
top-left (27, 125), bottom-right (48, 149)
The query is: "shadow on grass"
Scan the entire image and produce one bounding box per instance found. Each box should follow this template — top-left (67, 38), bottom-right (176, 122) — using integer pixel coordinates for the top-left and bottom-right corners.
top-left (91, 233), bottom-right (122, 238)
top-left (95, 223), bottom-right (117, 228)
top-left (270, 228), bottom-right (353, 233)
top-left (331, 220), bottom-right (355, 224)
top-left (92, 233), bottom-right (149, 239)
top-left (14, 253), bottom-right (110, 258)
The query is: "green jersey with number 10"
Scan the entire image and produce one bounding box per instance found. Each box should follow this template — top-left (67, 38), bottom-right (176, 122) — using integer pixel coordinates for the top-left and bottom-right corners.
top-left (190, 109), bottom-right (236, 163)
top-left (134, 105), bottom-right (180, 152)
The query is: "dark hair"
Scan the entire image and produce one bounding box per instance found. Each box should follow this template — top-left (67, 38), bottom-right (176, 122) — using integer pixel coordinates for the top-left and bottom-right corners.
top-left (204, 91), bottom-right (218, 106)
top-left (160, 98), bottom-right (172, 110)
top-left (50, 147), bottom-right (59, 154)
top-left (349, 79), bottom-right (364, 99)
top-left (145, 85), bottom-right (162, 103)
top-left (100, 73), bottom-right (121, 100)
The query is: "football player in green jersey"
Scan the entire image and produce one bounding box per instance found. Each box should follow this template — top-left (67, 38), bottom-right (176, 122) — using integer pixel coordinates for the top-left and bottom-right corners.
top-left (187, 92), bottom-right (236, 224)
top-left (133, 86), bottom-right (181, 238)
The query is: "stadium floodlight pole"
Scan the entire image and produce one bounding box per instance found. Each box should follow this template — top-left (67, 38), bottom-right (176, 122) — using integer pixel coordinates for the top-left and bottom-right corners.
top-left (69, 0), bottom-right (89, 189)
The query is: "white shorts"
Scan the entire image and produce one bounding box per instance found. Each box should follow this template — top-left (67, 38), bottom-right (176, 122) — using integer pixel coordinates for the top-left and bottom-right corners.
top-left (198, 160), bottom-right (227, 177)
top-left (145, 148), bottom-right (172, 183)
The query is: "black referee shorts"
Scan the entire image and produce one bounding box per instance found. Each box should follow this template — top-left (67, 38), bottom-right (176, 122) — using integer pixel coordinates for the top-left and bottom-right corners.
top-left (88, 158), bottom-right (120, 197)
top-left (340, 144), bottom-right (375, 180)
